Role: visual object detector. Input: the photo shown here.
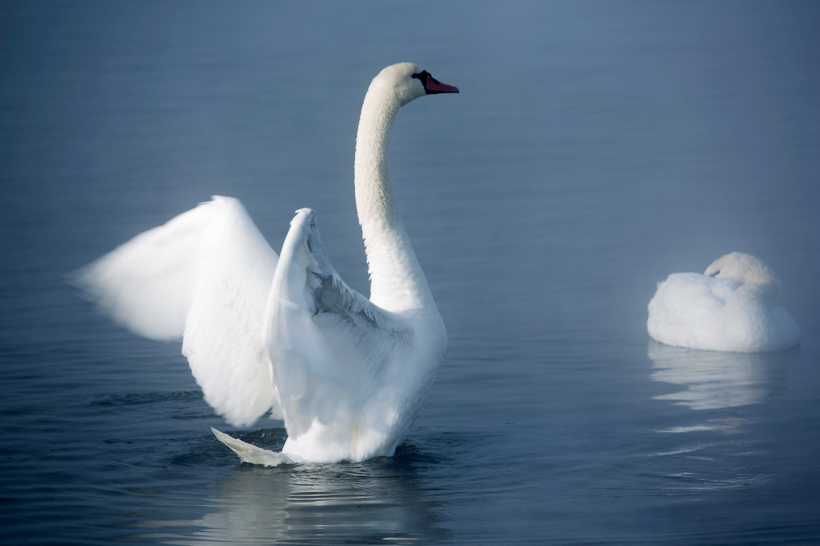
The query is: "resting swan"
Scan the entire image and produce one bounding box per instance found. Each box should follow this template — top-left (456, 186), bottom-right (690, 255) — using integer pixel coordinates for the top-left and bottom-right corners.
top-left (75, 63), bottom-right (458, 464)
top-left (647, 252), bottom-right (800, 353)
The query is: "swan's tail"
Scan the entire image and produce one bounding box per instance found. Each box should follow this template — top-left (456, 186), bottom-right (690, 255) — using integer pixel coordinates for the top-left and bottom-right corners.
top-left (211, 428), bottom-right (297, 466)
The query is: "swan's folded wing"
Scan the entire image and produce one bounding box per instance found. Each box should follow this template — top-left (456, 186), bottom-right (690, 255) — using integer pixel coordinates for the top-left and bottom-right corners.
top-left (265, 209), bottom-right (411, 437)
top-left (74, 196), bottom-right (281, 426)
top-left (647, 273), bottom-right (736, 348)
top-left (651, 274), bottom-right (736, 321)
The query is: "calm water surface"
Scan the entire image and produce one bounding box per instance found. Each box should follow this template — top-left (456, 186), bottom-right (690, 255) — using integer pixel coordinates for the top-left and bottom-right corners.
top-left (2, 2), bottom-right (819, 544)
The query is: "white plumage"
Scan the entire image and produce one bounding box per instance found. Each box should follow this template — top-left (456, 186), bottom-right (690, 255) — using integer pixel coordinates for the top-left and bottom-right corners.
top-left (647, 252), bottom-right (800, 353)
top-left (75, 63), bottom-right (457, 464)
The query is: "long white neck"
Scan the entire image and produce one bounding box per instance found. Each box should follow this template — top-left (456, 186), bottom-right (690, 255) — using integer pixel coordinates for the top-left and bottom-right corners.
top-left (354, 85), bottom-right (431, 312)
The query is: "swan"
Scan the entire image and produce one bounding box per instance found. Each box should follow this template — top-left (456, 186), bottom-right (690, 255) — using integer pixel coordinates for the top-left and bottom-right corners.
top-left (647, 252), bottom-right (800, 353)
top-left (74, 63), bottom-right (458, 464)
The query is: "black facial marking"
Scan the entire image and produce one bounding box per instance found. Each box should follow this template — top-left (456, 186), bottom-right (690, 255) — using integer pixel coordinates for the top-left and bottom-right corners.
top-left (412, 71), bottom-right (430, 86)
top-left (412, 70), bottom-right (459, 95)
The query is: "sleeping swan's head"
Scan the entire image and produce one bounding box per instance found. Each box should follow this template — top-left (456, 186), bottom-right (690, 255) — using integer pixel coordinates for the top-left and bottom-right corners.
top-left (704, 252), bottom-right (778, 286)
top-left (369, 63), bottom-right (459, 107)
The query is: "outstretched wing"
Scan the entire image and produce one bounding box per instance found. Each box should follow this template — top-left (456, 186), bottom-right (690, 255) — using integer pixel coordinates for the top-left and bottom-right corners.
top-left (74, 196), bottom-right (281, 426)
top-left (264, 209), bottom-right (411, 438)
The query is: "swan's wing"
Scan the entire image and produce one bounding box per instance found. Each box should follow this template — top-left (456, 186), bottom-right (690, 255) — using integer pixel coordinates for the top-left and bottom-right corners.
top-left (264, 209), bottom-right (411, 438)
top-left (74, 196), bottom-right (281, 426)
top-left (649, 273), bottom-right (736, 320)
top-left (74, 199), bottom-right (218, 340)
top-left (647, 273), bottom-right (736, 348)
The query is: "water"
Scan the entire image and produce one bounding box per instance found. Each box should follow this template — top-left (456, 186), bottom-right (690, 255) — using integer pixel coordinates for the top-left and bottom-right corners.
top-left (2, 1), bottom-right (819, 544)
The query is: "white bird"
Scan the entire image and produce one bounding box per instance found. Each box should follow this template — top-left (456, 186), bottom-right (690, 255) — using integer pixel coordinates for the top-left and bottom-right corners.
top-left (75, 63), bottom-right (458, 464)
top-left (647, 252), bottom-right (800, 353)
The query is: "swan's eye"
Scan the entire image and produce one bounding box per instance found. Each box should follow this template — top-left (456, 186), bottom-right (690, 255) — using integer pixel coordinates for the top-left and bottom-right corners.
top-left (411, 71), bottom-right (429, 82)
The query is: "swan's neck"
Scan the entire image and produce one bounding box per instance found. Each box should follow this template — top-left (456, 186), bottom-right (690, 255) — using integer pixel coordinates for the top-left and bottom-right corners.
top-left (354, 87), bottom-right (430, 312)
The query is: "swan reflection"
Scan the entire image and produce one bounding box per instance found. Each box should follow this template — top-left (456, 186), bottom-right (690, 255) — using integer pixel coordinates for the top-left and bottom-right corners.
top-left (648, 340), bottom-right (797, 410)
top-left (125, 435), bottom-right (450, 545)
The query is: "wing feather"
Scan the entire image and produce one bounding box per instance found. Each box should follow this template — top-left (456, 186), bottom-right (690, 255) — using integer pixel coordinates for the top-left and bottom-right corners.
top-left (75, 196), bottom-right (281, 426)
top-left (264, 209), bottom-right (410, 438)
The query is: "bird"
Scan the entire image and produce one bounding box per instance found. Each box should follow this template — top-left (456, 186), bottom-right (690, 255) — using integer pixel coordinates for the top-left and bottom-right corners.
top-left (647, 252), bottom-right (800, 353)
top-left (74, 63), bottom-right (458, 464)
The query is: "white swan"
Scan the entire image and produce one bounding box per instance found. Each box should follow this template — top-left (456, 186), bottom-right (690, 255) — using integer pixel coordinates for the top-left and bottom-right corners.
top-left (647, 252), bottom-right (800, 353)
top-left (75, 63), bottom-right (458, 464)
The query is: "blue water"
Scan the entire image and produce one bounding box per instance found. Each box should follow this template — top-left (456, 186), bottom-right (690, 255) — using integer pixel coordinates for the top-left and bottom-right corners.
top-left (2, 1), bottom-right (819, 544)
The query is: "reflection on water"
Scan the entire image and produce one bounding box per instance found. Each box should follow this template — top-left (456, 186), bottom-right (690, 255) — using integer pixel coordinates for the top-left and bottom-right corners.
top-left (648, 341), bottom-right (797, 410)
top-left (118, 435), bottom-right (450, 545)
top-left (2, 1), bottom-right (819, 543)
top-left (647, 342), bottom-right (801, 494)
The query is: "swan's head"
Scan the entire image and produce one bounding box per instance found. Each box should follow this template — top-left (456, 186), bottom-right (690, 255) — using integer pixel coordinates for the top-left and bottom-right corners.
top-left (370, 63), bottom-right (459, 107)
top-left (704, 252), bottom-right (778, 285)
